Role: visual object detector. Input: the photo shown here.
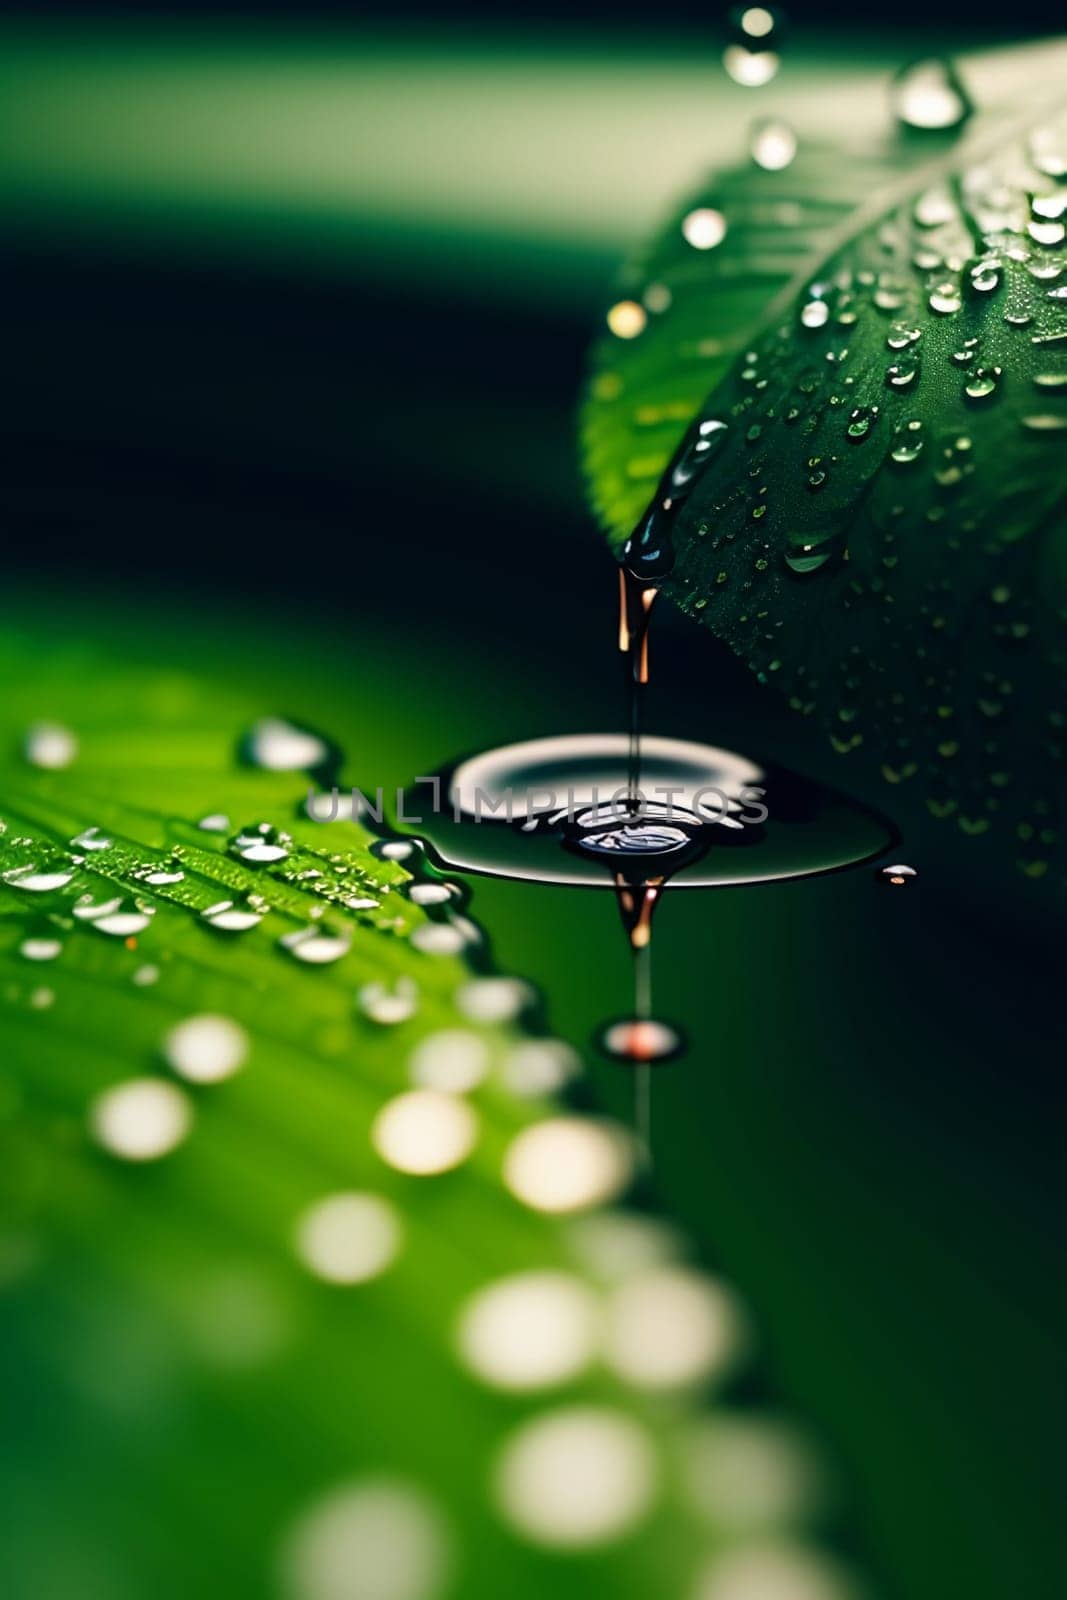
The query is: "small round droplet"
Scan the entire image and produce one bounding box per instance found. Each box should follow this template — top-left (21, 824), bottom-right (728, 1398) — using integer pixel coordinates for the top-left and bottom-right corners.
top-left (164, 1014), bottom-right (249, 1083)
top-left (890, 420), bottom-right (924, 464)
top-left (358, 977), bottom-right (419, 1025)
top-left (800, 299), bottom-right (829, 330)
top-left (887, 322), bottom-right (922, 350)
top-left (964, 365), bottom-right (1001, 401)
top-left (70, 826), bottom-right (111, 853)
top-left (928, 281), bottom-right (962, 314)
top-left (606, 300), bottom-right (646, 340)
top-left (74, 894), bottom-right (154, 936)
top-left (24, 723), bottom-right (77, 770)
top-left (280, 926), bottom-right (351, 965)
top-left (885, 357), bottom-right (919, 390)
top-left (681, 208), bottom-right (728, 250)
top-left (233, 823), bottom-right (291, 864)
top-left (243, 718), bottom-right (329, 773)
top-left (893, 58), bottom-right (972, 133)
top-left (372, 839), bottom-right (420, 864)
top-left (90, 1078), bottom-right (192, 1161)
top-left (750, 118), bottom-right (796, 171)
top-left (733, 5), bottom-right (779, 40)
top-left (846, 405), bottom-right (878, 442)
top-left (3, 864), bottom-right (75, 893)
top-left (201, 898), bottom-right (265, 932)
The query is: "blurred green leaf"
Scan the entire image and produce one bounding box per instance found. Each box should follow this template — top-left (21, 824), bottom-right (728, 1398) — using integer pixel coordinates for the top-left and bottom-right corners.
top-left (583, 70), bottom-right (1067, 871)
top-left (0, 637), bottom-right (860, 1600)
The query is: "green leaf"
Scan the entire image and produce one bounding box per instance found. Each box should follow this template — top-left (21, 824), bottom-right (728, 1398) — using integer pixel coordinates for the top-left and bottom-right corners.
top-left (1, 636), bottom-right (864, 1598)
top-left (582, 66), bottom-right (1067, 871)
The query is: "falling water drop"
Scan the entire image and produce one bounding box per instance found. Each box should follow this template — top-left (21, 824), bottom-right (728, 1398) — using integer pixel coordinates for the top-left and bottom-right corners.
top-left (233, 823), bottom-right (292, 864)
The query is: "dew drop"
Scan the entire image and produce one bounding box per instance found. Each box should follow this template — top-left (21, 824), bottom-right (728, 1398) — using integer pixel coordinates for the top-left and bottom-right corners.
top-left (750, 118), bottom-right (796, 171)
top-left (968, 260), bottom-right (1001, 294)
top-left (928, 281), bottom-right (962, 314)
top-left (20, 936), bottom-right (63, 962)
top-left (723, 45), bottom-right (779, 87)
top-left (280, 926), bottom-right (352, 965)
top-left (892, 58), bottom-right (972, 133)
top-left (243, 718), bottom-right (329, 773)
top-left (964, 366), bottom-right (1001, 401)
top-left (890, 420), bottom-right (924, 463)
top-left (913, 187), bottom-right (955, 228)
top-left (885, 357), bottom-right (919, 390)
top-left (2, 864), bottom-right (75, 893)
top-left (846, 405), bottom-right (878, 442)
top-left (1021, 413), bottom-right (1067, 432)
top-left (1029, 219), bottom-right (1066, 247)
top-left (70, 826), bottom-right (111, 853)
top-left (681, 208), bottom-right (727, 250)
top-left (233, 823), bottom-right (292, 864)
top-left (357, 977), bottom-right (419, 1025)
top-left (887, 322), bottom-right (922, 350)
top-left (24, 723), bottom-right (77, 770)
top-left (406, 881), bottom-right (458, 906)
top-left (197, 813), bottom-right (230, 833)
top-left (606, 300), bottom-right (646, 340)
top-left (800, 299), bottom-right (829, 330)
top-left (372, 839), bottom-right (420, 864)
top-left (784, 541), bottom-right (832, 575)
top-left (201, 898), bottom-right (265, 932)
top-left (75, 895), bottom-right (155, 937)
